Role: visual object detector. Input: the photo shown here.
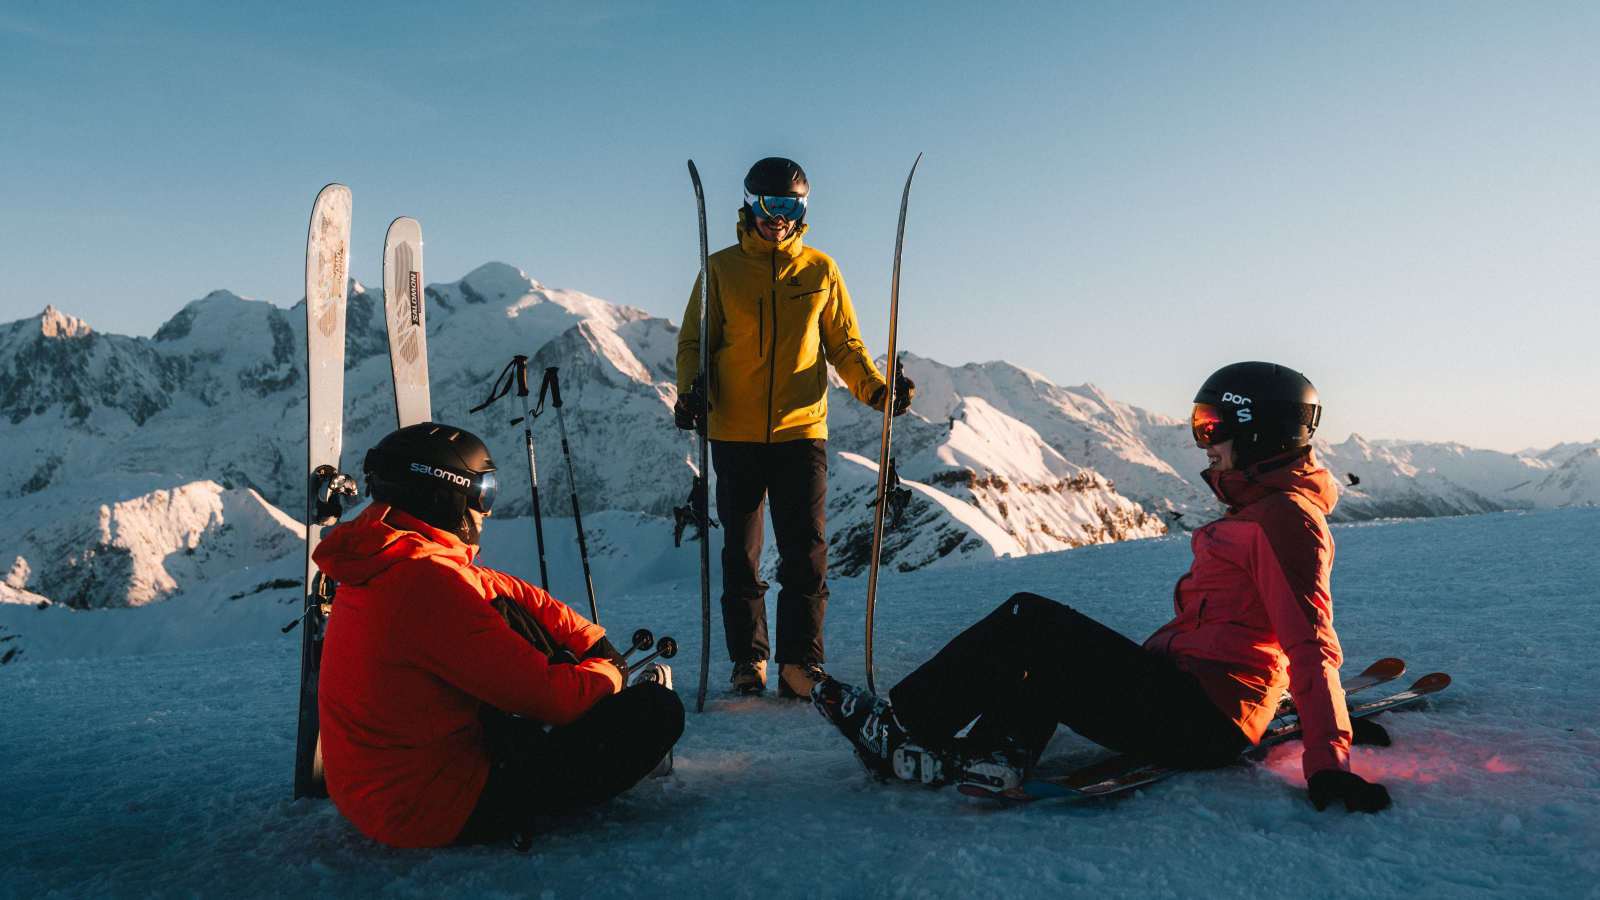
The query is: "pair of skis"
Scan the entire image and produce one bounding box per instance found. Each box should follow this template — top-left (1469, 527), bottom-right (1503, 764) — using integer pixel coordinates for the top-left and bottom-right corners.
top-left (678, 157), bottom-right (922, 711)
top-left (956, 658), bottom-right (1452, 803)
top-left (293, 186), bottom-right (435, 799)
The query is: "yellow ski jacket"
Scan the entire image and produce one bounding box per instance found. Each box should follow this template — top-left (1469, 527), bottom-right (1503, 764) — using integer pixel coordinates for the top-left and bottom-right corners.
top-left (677, 216), bottom-right (886, 443)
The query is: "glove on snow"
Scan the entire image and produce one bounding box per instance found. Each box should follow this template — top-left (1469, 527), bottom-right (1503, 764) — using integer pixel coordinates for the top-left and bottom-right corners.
top-left (870, 376), bottom-right (915, 417)
top-left (1350, 717), bottom-right (1391, 747)
top-left (1308, 769), bottom-right (1391, 813)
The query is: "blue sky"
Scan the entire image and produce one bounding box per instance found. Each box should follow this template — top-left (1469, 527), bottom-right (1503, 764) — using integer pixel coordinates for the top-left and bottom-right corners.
top-left (2, 1), bottom-right (1597, 452)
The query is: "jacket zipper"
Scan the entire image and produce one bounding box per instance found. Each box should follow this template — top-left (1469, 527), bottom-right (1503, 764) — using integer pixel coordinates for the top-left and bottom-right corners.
top-left (766, 249), bottom-right (778, 442)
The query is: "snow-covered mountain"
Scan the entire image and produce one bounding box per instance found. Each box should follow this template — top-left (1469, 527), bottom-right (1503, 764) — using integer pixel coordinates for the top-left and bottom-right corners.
top-left (0, 261), bottom-right (1593, 614)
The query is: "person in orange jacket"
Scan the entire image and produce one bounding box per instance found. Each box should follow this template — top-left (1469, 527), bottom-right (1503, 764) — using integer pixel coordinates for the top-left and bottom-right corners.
top-left (314, 423), bottom-right (683, 849)
top-left (675, 157), bottom-right (914, 699)
top-left (814, 362), bottom-right (1394, 814)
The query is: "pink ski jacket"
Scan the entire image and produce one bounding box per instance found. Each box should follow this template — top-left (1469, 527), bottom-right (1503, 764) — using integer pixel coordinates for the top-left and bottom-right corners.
top-left (1144, 447), bottom-right (1352, 777)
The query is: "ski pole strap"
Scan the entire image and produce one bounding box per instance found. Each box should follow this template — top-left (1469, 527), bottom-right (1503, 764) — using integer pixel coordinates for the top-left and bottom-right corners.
top-left (538, 367), bottom-right (564, 410)
top-left (469, 356), bottom-right (530, 415)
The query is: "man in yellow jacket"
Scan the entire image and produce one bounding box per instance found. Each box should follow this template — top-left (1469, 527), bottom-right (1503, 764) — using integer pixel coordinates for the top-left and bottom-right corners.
top-left (675, 157), bottom-right (913, 699)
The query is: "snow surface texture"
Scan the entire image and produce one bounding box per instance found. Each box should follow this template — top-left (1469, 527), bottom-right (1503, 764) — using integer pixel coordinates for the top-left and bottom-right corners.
top-left (3, 507), bottom-right (1596, 899)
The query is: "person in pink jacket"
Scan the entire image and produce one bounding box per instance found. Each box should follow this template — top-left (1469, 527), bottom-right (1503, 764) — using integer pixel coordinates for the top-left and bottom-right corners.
top-left (814, 362), bottom-right (1393, 814)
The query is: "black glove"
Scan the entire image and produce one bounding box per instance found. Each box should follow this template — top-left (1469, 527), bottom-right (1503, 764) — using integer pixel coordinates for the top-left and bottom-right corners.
top-left (581, 635), bottom-right (629, 673)
top-left (674, 376), bottom-right (707, 430)
top-left (1350, 716), bottom-right (1391, 747)
top-left (1308, 769), bottom-right (1391, 813)
top-left (870, 376), bottom-right (915, 417)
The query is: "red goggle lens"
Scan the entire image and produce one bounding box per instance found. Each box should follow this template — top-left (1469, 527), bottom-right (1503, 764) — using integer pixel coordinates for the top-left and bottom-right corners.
top-left (1191, 403), bottom-right (1229, 445)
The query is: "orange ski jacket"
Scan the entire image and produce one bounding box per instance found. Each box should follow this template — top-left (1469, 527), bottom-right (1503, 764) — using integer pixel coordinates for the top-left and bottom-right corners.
top-left (676, 215), bottom-right (887, 442)
top-left (313, 504), bottom-right (621, 848)
top-left (1144, 447), bottom-right (1353, 778)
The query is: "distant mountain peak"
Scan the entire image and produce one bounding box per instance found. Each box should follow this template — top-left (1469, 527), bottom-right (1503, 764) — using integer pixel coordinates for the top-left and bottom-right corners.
top-left (38, 306), bottom-right (90, 339)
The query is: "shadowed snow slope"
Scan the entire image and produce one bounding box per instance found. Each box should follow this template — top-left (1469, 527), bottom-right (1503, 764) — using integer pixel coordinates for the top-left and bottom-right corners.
top-left (1, 506), bottom-right (1595, 898)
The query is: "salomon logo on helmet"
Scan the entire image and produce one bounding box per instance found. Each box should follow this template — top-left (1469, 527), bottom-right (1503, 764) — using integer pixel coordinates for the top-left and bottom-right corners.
top-left (410, 462), bottom-right (472, 486)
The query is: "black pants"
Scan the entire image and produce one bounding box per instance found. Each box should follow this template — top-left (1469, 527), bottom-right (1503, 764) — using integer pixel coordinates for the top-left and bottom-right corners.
top-left (712, 438), bottom-right (829, 665)
top-left (454, 683), bottom-right (684, 845)
top-left (453, 600), bottom-right (685, 846)
top-left (889, 593), bottom-right (1249, 771)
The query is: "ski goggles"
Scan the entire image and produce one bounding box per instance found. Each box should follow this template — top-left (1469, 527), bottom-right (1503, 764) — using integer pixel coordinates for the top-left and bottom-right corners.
top-left (744, 192), bottom-right (806, 221)
top-left (1191, 403), bottom-right (1233, 446)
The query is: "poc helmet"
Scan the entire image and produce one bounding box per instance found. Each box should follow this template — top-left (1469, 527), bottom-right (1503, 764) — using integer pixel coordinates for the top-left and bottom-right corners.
top-left (363, 423), bottom-right (498, 543)
top-left (743, 157), bottom-right (809, 224)
top-left (1191, 362), bottom-right (1321, 470)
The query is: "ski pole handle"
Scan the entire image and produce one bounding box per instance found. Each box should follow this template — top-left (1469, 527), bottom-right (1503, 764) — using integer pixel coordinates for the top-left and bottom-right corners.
top-left (515, 355), bottom-right (530, 398)
top-left (542, 367), bottom-right (564, 408)
top-left (625, 636), bottom-right (677, 678)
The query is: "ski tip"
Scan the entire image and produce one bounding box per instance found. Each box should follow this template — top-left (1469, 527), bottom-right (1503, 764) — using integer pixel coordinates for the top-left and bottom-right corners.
top-left (1365, 657), bottom-right (1407, 679)
top-left (1409, 672), bottom-right (1451, 691)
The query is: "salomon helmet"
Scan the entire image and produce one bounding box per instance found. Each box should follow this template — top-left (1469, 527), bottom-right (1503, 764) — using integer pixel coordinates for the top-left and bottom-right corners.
top-left (363, 423), bottom-right (498, 542)
top-left (1191, 362), bottom-right (1321, 470)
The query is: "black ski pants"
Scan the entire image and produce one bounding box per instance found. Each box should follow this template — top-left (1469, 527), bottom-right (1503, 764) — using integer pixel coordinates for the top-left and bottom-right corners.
top-left (712, 438), bottom-right (829, 665)
top-left (889, 593), bottom-right (1249, 771)
top-left (452, 599), bottom-right (685, 846)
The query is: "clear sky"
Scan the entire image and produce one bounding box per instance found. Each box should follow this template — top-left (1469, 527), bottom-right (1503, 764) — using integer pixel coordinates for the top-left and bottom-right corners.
top-left (3, 1), bottom-right (1596, 452)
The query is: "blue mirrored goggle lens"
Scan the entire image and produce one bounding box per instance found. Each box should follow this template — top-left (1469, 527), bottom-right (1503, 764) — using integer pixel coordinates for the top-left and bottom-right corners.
top-left (749, 194), bottom-right (805, 220)
top-left (476, 470), bottom-right (497, 513)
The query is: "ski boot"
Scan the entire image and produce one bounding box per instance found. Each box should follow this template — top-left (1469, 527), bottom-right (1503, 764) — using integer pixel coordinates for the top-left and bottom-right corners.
top-left (811, 678), bottom-right (906, 781)
top-left (777, 662), bottom-right (830, 700)
top-left (892, 741), bottom-right (1027, 792)
top-left (730, 660), bottom-right (766, 696)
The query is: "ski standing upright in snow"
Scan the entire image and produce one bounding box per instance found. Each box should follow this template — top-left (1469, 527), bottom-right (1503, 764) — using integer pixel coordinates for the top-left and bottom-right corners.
top-left (293, 184), bottom-right (357, 800)
top-left (382, 216), bottom-right (429, 428)
top-left (864, 154), bottom-right (921, 695)
top-left (679, 159), bottom-right (714, 713)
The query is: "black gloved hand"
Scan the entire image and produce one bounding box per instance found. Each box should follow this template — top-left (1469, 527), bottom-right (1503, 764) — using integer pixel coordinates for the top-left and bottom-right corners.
top-left (1308, 769), bottom-right (1391, 813)
top-left (893, 375), bottom-right (915, 416)
top-left (673, 375), bottom-right (707, 431)
top-left (869, 378), bottom-right (916, 417)
top-left (1350, 716), bottom-right (1391, 747)
top-left (581, 635), bottom-right (629, 673)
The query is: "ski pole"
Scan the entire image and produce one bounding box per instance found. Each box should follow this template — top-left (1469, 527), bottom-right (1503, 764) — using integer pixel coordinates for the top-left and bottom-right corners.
top-left (624, 636), bottom-right (678, 679)
top-left (621, 628), bottom-right (655, 663)
top-left (469, 355), bottom-right (549, 590)
top-left (539, 367), bottom-right (600, 624)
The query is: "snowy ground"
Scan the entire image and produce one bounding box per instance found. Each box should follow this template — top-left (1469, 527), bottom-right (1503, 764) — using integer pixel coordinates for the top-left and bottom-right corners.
top-left (4, 507), bottom-right (1597, 899)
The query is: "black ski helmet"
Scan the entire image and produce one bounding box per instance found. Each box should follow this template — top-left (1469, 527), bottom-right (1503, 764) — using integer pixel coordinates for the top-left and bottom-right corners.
top-left (363, 423), bottom-right (498, 543)
top-left (1192, 362), bottom-right (1321, 470)
top-left (744, 157), bottom-right (809, 199)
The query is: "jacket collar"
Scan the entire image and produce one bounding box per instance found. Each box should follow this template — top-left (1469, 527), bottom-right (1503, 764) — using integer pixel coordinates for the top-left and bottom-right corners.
top-left (737, 213), bottom-right (809, 260)
top-left (1200, 445), bottom-right (1339, 516)
top-left (311, 502), bottom-right (478, 586)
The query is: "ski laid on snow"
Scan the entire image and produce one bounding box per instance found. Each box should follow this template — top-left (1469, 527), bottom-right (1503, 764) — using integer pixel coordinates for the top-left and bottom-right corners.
top-left (970, 671), bottom-right (1451, 803)
top-left (863, 153), bottom-right (921, 696)
top-left (294, 184), bottom-right (358, 800)
top-left (382, 216), bottom-right (430, 428)
top-left (956, 659), bottom-right (1425, 803)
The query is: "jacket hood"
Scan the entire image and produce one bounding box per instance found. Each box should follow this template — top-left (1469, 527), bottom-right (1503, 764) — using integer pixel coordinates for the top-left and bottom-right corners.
top-left (1201, 445), bottom-right (1338, 516)
top-left (312, 503), bottom-right (477, 586)
top-left (736, 213), bottom-right (809, 260)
